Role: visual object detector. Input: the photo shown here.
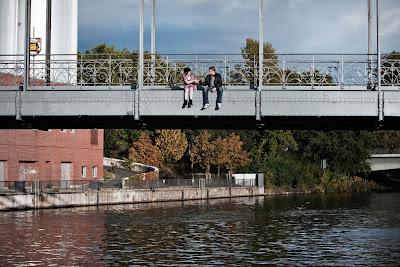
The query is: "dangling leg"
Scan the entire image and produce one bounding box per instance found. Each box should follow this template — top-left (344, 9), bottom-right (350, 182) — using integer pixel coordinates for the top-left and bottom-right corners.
top-left (182, 87), bottom-right (189, 108)
top-left (188, 85), bottom-right (194, 108)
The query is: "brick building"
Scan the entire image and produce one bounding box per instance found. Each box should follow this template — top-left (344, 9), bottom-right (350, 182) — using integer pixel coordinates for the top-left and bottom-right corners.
top-left (0, 129), bottom-right (103, 181)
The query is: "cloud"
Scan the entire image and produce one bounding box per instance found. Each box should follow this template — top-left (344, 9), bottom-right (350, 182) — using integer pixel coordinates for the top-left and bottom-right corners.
top-left (382, 7), bottom-right (400, 37)
top-left (288, 0), bottom-right (311, 9)
top-left (78, 0), bottom-right (400, 54)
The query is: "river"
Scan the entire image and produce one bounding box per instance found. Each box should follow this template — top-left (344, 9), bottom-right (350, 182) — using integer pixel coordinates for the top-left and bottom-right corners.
top-left (0, 193), bottom-right (399, 266)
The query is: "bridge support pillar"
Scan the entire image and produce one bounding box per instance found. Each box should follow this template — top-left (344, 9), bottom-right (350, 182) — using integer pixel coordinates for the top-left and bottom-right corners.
top-left (256, 90), bottom-right (261, 121)
top-left (379, 90), bottom-right (384, 122)
top-left (15, 91), bottom-right (22, 121)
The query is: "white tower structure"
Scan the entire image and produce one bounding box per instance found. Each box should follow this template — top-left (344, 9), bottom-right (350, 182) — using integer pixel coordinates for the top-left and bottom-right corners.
top-left (0, 0), bottom-right (78, 83)
top-left (0, 0), bottom-right (77, 55)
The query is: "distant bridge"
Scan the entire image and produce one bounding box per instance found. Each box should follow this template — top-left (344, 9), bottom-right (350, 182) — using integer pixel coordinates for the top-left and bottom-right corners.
top-left (369, 154), bottom-right (400, 172)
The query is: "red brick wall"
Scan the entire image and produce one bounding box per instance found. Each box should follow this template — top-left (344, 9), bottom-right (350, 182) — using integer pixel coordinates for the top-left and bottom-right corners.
top-left (0, 129), bottom-right (104, 181)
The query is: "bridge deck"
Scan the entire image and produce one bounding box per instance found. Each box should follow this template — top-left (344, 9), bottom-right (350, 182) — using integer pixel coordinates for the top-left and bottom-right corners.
top-left (1, 86), bottom-right (400, 129)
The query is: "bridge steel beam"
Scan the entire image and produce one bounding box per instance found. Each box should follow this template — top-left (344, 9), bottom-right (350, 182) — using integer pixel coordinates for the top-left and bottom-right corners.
top-left (377, 0), bottom-right (384, 122)
top-left (260, 90), bottom-right (379, 117)
top-left (258, 0), bottom-right (264, 90)
top-left (135, 0), bottom-right (144, 121)
top-left (151, 0), bottom-right (156, 85)
top-left (0, 88), bottom-right (400, 129)
top-left (24, 0), bottom-right (31, 92)
top-left (367, 0), bottom-right (372, 89)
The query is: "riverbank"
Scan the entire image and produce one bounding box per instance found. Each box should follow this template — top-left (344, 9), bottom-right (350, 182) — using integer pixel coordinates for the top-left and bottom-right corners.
top-left (0, 186), bottom-right (265, 211)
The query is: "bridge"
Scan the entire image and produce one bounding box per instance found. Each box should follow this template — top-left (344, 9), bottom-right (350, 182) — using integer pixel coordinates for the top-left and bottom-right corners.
top-left (369, 153), bottom-right (400, 172)
top-left (0, 0), bottom-right (399, 129)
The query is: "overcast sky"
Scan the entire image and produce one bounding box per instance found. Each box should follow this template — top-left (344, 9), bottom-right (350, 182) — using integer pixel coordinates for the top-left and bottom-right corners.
top-left (78, 0), bottom-right (400, 54)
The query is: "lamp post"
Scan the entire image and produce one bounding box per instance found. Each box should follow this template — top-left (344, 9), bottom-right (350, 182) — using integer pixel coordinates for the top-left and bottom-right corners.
top-left (377, 0), bottom-right (383, 121)
top-left (151, 0), bottom-right (156, 85)
top-left (367, 0), bottom-right (372, 89)
top-left (258, 0), bottom-right (264, 90)
top-left (23, 0), bottom-right (32, 91)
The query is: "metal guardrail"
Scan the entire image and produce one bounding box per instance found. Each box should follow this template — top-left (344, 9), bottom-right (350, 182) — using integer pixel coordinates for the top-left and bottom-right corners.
top-left (1, 53), bottom-right (399, 89)
top-left (124, 178), bottom-right (256, 189)
top-left (0, 180), bottom-right (111, 194)
top-left (0, 178), bottom-right (256, 194)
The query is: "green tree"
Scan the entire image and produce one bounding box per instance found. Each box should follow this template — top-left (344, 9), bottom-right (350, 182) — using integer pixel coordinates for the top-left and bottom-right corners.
top-left (104, 129), bottom-right (140, 159)
top-left (297, 131), bottom-right (375, 175)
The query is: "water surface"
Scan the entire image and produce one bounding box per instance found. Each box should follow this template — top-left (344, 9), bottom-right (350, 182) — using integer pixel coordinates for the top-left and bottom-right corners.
top-left (1, 193), bottom-right (399, 266)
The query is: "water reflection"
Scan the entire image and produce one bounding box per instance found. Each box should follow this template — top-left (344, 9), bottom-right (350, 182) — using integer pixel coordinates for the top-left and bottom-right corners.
top-left (1, 193), bottom-right (399, 266)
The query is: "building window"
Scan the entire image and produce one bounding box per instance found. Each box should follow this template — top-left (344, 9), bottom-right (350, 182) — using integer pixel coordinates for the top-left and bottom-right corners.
top-left (92, 166), bottom-right (98, 178)
top-left (81, 166), bottom-right (87, 178)
top-left (91, 129), bottom-right (98, 145)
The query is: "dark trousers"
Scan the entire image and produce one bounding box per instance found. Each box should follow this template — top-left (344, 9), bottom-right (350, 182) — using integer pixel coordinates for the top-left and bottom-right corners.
top-left (202, 87), bottom-right (223, 105)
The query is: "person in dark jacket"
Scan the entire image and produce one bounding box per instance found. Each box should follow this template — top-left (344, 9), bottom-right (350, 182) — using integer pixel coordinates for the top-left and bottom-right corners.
top-left (199, 66), bottom-right (223, 110)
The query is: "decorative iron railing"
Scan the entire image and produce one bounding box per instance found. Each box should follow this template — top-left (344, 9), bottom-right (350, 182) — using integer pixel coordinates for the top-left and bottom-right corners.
top-left (0, 53), bottom-right (399, 89)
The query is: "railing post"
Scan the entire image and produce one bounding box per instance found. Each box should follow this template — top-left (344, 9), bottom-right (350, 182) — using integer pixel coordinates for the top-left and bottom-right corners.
top-left (45, 0), bottom-right (52, 85)
top-left (224, 55), bottom-right (227, 85)
top-left (341, 56), bottom-right (344, 89)
top-left (80, 55), bottom-right (83, 86)
top-left (377, 0), bottom-right (383, 122)
top-left (282, 55), bottom-right (286, 89)
top-left (311, 55), bottom-right (315, 89)
top-left (109, 54), bottom-right (112, 86)
top-left (166, 55), bottom-right (169, 85)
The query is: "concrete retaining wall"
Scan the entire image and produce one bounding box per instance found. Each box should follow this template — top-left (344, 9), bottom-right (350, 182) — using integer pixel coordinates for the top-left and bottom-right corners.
top-left (0, 187), bottom-right (265, 211)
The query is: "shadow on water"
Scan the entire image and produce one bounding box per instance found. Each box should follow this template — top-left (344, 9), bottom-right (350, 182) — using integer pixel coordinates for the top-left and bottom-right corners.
top-left (0, 193), bottom-right (400, 266)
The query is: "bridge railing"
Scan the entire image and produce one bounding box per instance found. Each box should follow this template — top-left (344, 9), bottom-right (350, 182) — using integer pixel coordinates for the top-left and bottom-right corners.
top-left (262, 54), bottom-right (376, 88)
top-left (0, 53), bottom-right (399, 89)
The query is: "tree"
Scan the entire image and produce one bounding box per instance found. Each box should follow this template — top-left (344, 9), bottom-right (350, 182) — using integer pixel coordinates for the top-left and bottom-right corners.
top-left (155, 130), bottom-right (188, 163)
top-left (297, 131), bottom-right (375, 175)
top-left (129, 132), bottom-right (162, 167)
top-left (215, 134), bottom-right (250, 178)
top-left (239, 38), bottom-right (279, 87)
top-left (190, 131), bottom-right (215, 178)
top-left (104, 129), bottom-right (140, 159)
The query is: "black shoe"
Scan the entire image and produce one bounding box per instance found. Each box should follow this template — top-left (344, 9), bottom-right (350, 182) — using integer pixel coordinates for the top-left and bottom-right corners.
top-left (182, 100), bottom-right (188, 109)
top-left (188, 99), bottom-right (193, 108)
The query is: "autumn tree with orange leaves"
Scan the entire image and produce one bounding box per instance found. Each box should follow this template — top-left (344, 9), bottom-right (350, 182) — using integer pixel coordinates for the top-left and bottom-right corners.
top-left (155, 130), bottom-right (188, 163)
top-left (129, 132), bottom-right (162, 167)
top-left (190, 131), bottom-right (250, 178)
top-left (190, 131), bottom-right (215, 178)
top-left (215, 133), bottom-right (250, 178)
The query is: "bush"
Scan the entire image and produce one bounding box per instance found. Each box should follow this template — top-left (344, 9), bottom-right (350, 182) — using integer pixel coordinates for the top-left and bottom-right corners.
top-left (262, 157), bottom-right (319, 189)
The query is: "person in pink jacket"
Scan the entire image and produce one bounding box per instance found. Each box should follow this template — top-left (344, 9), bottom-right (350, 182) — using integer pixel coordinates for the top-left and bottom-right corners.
top-left (182, 68), bottom-right (199, 109)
